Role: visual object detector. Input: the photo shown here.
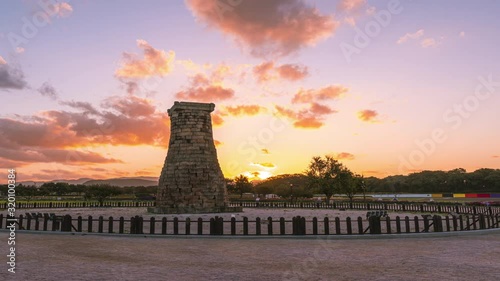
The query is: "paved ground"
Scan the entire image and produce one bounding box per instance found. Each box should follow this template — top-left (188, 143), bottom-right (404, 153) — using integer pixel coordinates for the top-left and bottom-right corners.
top-left (1, 230), bottom-right (499, 281)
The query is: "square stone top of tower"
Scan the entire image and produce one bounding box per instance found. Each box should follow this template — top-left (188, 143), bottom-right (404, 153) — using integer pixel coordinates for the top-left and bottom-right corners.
top-left (167, 101), bottom-right (215, 116)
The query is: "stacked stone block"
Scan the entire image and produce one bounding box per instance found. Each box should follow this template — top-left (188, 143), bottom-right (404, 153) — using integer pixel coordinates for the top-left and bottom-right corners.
top-left (148, 101), bottom-right (242, 214)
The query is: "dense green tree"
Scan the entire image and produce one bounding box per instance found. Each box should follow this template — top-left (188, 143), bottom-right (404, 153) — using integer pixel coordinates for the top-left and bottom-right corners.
top-left (233, 175), bottom-right (253, 198)
top-left (305, 156), bottom-right (345, 204)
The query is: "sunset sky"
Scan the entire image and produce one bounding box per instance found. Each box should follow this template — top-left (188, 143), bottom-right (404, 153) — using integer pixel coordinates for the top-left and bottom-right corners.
top-left (1, 0), bottom-right (499, 182)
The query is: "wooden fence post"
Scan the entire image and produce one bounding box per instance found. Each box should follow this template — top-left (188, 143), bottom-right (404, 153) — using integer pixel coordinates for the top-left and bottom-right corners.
top-left (335, 217), bottom-right (341, 235)
top-left (173, 217), bottom-right (179, 235)
top-left (346, 217), bottom-right (352, 235)
top-left (230, 217), bottom-right (236, 235)
top-left (186, 218), bottom-right (191, 235)
top-left (385, 216), bottom-right (391, 234)
top-left (150, 217), bottom-right (155, 234)
top-left (243, 217), bottom-right (248, 235)
top-left (395, 216), bottom-right (401, 233)
top-left (197, 218), bottom-right (202, 235)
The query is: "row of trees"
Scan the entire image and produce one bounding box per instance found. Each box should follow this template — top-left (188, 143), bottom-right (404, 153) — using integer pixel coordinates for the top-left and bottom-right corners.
top-left (365, 168), bottom-right (500, 193)
top-left (230, 156), bottom-right (500, 202)
top-left (0, 183), bottom-right (157, 203)
top-left (230, 155), bottom-right (364, 205)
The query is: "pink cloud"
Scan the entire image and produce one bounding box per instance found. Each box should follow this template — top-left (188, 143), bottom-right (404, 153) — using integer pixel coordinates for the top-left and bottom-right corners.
top-left (186, 0), bottom-right (338, 57)
top-left (116, 39), bottom-right (175, 78)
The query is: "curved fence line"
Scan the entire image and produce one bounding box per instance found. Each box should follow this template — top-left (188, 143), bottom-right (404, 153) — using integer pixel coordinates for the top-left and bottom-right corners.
top-left (2, 201), bottom-right (500, 216)
top-left (1, 213), bottom-right (498, 236)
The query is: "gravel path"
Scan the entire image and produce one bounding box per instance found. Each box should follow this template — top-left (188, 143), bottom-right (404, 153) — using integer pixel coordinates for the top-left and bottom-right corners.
top-left (1, 230), bottom-right (499, 281)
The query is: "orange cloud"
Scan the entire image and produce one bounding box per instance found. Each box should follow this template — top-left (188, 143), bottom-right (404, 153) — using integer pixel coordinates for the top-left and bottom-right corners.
top-left (253, 61), bottom-right (308, 83)
top-left (175, 72), bottom-right (235, 102)
top-left (292, 85), bottom-right (348, 104)
top-left (357, 109), bottom-right (379, 123)
top-left (0, 56), bottom-right (6, 65)
top-left (116, 39), bottom-right (175, 78)
top-left (0, 94), bottom-right (170, 167)
top-left (0, 147), bottom-right (122, 164)
top-left (186, 0), bottom-right (338, 57)
top-left (251, 162), bottom-right (276, 169)
top-left (176, 85), bottom-right (234, 102)
top-left (214, 140), bottom-right (223, 147)
top-left (275, 103), bottom-right (335, 129)
top-left (334, 152), bottom-right (355, 160)
top-left (224, 105), bottom-right (267, 116)
top-left (211, 112), bottom-right (225, 127)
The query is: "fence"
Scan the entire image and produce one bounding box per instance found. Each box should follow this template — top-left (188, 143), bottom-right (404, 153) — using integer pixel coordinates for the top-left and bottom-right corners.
top-left (0, 201), bottom-right (155, 209)
top-left (2, 213), bottom-right (499, 236)
top-left (2, 201), bottom-right (499, 216)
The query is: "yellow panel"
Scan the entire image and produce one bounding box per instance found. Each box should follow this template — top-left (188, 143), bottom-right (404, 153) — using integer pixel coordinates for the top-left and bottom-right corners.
top-left (453, 194), bottom-right (466, 198)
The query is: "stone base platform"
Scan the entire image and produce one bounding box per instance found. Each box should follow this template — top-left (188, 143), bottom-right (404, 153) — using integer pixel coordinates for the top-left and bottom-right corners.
top-left (148, 206), bottom-right (243, 214)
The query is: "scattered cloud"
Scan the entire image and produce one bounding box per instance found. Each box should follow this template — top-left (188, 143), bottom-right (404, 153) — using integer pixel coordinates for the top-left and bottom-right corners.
top-left (115, 39), bottom-right (175, 78)
top-left (357, 109), bottom-right (379, 123)
top-left (253, 61), bottom-right (309, 83)
top-left (261, 148), bottom-right (270, 154)
top-left (0, 147), bottom-right (122, 164)
top-left (0, 61), bottom-right (28, 90)
top-left (251, 162), bottom-right (276, 169)
top-left (493, 155), bottom-right (499, 158)
top-left (334, 152), bottom-right (355, 160)
top-left (214, 140), bottom-right (223, 147)
top-left (292, 85), bottom-right (348, 104)
top-left (175, 72), bottom-right (235, 102)
top-left (223, 105), bottom-right (267, 116)
top-left (275, 103), bottom-right (336, 129)
top-left (421, 37), bottom-right (438, 48)
top-left (176, 84), bottom-right (234, 102)
top-left (397, 29), bottom-right (424, 44)
top-left (337, 0), bottom-right (366, 12)
top-left (15, 47), bottom-right (25, 54)
top-left (186, 0), bottom-right (338, 57)
top-left (459, 31), bottom-right (465, 38)
top-left (211, 112), bottom-right (225, 127)
top-left (37, 82), bottom-right (58, 100)
top-left (366, 6), bottom-right (376, 15)
top-left (52, 2), bottom-right (74, 18)
top-left (0, 94), bottom-right (170, 157)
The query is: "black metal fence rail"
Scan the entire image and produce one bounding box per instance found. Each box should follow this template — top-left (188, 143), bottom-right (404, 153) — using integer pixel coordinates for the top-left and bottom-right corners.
top-left (1, 201), bottom-right (155, 209)
top-left (2, 213), bottom-right (498, 236)
top-left (229, 202), bottom-right (500, 215)
top-left (2, 201), bottom-right (500, 216)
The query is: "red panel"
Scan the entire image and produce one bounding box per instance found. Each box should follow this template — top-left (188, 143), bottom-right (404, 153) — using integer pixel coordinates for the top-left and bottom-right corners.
top-left (465, 194), bottom-right (477, 198)
top-left (477, 194), bottom-right (490, 198)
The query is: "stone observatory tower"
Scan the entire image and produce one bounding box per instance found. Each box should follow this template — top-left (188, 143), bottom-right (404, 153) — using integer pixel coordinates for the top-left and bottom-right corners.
top-left (149, 101), bottom-right (242, 214)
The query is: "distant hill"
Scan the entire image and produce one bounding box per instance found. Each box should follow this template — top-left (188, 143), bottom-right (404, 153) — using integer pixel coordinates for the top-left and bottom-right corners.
top-left (83, 178), bottom-right (157, 187)
top-left (17, 177), bottom-right (158, 187)
top-left (52, 178), bottom-right (93, 185)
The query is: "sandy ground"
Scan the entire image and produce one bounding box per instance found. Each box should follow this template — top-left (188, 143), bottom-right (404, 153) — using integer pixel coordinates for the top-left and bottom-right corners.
top-left (9, 207), bottom-right (476, 235)
top-left (1, 230), bottom-right (499, 281)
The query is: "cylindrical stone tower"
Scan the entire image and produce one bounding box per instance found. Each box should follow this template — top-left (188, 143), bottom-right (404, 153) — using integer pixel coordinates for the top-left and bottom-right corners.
top-left (148, 101), bottom-right (242, 214)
